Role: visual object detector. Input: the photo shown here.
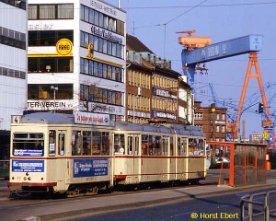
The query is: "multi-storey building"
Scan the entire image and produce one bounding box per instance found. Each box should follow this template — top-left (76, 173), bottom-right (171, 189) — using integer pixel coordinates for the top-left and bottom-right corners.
top-left (126, 34), bottom-right (193, 124)
top-left (27, 0), bottom-right (126, 122)
top-left (194, 101), bottom-right (227, 141)
top-left (0, 0), bottom-right (27, 159)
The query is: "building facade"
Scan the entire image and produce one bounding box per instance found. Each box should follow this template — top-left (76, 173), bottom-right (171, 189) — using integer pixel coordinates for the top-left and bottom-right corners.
top-left (0, 0), bottom-right (27, 158)
top-left (126, 34), bottom-right (193, 124)
top-left (27, 0), bottom-right (126, 121)
top-left (194, 102), bottom-right (227, 141)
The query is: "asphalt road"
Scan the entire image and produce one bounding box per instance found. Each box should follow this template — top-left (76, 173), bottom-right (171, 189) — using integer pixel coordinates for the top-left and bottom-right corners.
top-left (63, 187), bottom-right (276, 221)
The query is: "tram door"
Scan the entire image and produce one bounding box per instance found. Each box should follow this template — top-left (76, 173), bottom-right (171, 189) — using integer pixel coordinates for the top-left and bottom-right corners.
top-left (127, 135), bottom-right (140, 183)
top-left (56, 131), bottom-right (67, 188)
top-left (161, 137), bottom-right (170, 182)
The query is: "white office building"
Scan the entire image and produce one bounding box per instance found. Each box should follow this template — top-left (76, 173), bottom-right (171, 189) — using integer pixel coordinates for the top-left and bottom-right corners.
top-left (0, 0), bottom-right (27, 132)
top-left (27, 0), bottom-right (126, 121)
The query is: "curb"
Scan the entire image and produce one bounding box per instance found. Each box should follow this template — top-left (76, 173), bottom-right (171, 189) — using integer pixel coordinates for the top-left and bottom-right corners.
top-left (38, 182), bottom-right (276, 221)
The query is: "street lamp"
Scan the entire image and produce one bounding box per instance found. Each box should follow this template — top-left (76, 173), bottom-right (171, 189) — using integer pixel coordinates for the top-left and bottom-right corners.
top-left (50, 86), bottom-right (58, 113)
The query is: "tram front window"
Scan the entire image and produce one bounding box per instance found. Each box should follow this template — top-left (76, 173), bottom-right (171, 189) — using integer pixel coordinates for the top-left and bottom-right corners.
top-left (13, 133), bottom-right (44, 156)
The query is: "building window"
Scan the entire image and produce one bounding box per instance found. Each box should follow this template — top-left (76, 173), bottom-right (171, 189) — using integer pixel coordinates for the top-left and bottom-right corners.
top-left (29, 30), bottom-right (73, 46)
top-left (80, 31), bottom-right (124, 59)
top-left (28, 4), bottom-right (74, 20)
top-left (0, 66), bottom-right (25, 79)
top-left (28, 57), bottom-right (73, 73)
top-left (222, 114), bottom-right (226, 121)
top-left (216, 114), bottom-right (220, 120)
top-left (80, 84), bottom-right (123, 106)
top-left (80, 4), bottom-right (124, 36)
top-left (28, 84), bottom-right (73, 99)
top-left (194, 112), bottom-right (203, 120)
top-left (216, 126), bottom-right (220, 133)
top-left (80, 57), bottom-right (123, 83)
top-left (57, 4), bottom-right (74, 19)
top-left (0, 0), bottom-right (26, 10)
top-left (0, 26), bottom-right (26, 50)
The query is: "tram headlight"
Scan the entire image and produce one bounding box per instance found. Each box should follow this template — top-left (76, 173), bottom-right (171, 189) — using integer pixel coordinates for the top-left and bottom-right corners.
top-left (28, 177), bottom-right (31, 181)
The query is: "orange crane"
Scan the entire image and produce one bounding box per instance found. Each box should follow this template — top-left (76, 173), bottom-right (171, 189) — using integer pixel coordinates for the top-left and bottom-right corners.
top-left (179, 31), bottom-right (274, 145)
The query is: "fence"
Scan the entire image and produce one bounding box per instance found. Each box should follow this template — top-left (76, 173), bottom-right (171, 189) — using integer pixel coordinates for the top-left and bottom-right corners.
top-left (241, 190), bottom-right (276, 221)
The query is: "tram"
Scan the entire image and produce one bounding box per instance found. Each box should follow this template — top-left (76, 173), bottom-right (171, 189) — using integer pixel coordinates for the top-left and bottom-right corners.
top-left (8, 112), bottom-right (207, 196)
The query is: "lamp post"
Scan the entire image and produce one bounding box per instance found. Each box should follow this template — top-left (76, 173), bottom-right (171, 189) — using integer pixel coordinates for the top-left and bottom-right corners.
top-left (238, 101), bottom-right (259, 141)
top-left (50, 85), bottom-right (58, 113)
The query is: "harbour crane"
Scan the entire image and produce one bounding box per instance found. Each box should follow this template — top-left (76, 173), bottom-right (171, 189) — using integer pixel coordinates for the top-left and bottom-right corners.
top-left (178, 30), bottom-right (274, 144)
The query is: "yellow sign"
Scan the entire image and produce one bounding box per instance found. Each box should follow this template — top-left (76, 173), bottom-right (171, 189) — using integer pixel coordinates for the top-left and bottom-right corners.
top-left (86, 43), bottom-right (94, 59)
top-left (56, 38), bottom-right (73, 56)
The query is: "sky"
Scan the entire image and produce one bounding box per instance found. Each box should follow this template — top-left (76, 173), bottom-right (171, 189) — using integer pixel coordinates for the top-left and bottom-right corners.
top-left (106, 0), bottom-right (276, 138)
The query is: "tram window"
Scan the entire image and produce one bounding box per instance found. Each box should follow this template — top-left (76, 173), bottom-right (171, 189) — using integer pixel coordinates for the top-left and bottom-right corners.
top-left (127, 136), bottom-right (133, 155)
top-left (142, 135), bottom-right (149, 155)
top-left (13, 133), bottom-right (44, 156)
top-left (161, 138), bottom-right (168, 156)
top-left (114, 134), bottom-right (125, 154)
top-left (170, 137), bottom-right (173, 156)
top-left (92, 132), bottom-right (101, 155)
top-left (178, 138), bottom-right (187, 156)
top-left (83, 131), bottom-right (91, 155)
top-left (102, 132), bottom-right (110, 155)
top-left (72, 131), bottom-right (81, 155)
top-left (134, 136), bottom-right (139, 155)
top-left (150, 136), bottom-right (161, 156)
top-left (58, 134), bottom-right (65, 156)
top-left (188, 138), bottom-right (204, 156)
top-left (49, 130), bottom-right (56, 155)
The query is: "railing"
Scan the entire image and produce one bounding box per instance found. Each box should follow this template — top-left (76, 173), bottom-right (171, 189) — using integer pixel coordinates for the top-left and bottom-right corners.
top-left (241, 190), bottom-right (276, 221)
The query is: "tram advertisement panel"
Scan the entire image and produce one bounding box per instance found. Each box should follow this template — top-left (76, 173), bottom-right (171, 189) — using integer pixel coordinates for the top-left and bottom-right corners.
top-left (73, 159), bottom-right (108, 177)
top-left (12, 160), bottom-right (44, 172)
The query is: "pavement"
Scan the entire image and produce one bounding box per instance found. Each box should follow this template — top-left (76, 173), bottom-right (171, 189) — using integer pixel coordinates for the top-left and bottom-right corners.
top-left (0, 171), bottom-right (276, 221)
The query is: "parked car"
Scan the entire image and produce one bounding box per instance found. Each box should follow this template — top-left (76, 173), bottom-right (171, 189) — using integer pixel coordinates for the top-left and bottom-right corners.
top-left (215, 157), bottom-right (230, 164)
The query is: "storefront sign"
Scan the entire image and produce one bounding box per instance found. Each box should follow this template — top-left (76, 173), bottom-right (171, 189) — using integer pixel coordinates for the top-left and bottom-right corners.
top-left (88, 102), bottom-right (125, 115)
top-left (153, 88), bottom-right (177, 99)
top-left (90, 0), bottom-right (117, 17)
top-left (74, 111), bottom-right (110, 126)
top-left (28, 23), bottom-right (54, 30)
top-left (27, 100), bottom-right (74, 111)
top-left (73, 159), bottom-right (108, 177)
top-left (91, 25), bottom-right (123, 44)
top-left (12, 160), bottom-right (44, 172)
top-left (152, 111), bottom-right (177, 120)
top-left (128, 110), bottom-right (150, 118)
top-left (56, 38), bottom-right (73, 55)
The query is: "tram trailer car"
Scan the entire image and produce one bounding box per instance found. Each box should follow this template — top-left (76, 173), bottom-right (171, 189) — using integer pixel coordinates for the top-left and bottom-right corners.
top-left (8, 112), bottom-right (207, 196)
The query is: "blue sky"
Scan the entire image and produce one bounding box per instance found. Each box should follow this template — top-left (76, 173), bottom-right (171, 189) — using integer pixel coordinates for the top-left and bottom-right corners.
top-left (107, 0), bottom-right (276, 137)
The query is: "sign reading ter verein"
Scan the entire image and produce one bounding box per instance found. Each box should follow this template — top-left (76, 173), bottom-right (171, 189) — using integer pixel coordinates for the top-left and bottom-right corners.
top-left (56, 38), bottom-right (73, 56)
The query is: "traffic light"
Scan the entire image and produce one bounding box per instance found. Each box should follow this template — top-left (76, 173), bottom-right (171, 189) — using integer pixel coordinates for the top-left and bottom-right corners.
top-left (258, 103), bottom-right (264, 113)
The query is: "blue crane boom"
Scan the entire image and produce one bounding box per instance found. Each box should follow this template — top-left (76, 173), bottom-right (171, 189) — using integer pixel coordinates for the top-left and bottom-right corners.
top-left (181, 35), bottom-right (263, 86)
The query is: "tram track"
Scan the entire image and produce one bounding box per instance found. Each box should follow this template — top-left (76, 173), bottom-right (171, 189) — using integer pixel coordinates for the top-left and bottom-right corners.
top-left (0, 181), bottom-right (216, 208)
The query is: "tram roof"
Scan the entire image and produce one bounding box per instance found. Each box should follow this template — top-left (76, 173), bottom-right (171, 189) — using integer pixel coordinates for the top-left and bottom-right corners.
top-left (115, 122), bottom-right (204, 137)
top-left (22, 112), bottom-right (75, 124)
top-left (20, 112), bottom-right (204, 137)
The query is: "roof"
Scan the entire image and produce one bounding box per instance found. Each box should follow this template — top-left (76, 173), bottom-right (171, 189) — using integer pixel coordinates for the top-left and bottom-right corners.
top-left (127, 34), bottom-right (153, 53)
top-left (21, 112), bottom-right (74, 124)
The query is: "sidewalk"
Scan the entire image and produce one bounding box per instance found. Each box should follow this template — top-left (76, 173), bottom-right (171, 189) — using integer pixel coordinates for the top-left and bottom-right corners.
top-left (2, 178), bottom-right (274, 221)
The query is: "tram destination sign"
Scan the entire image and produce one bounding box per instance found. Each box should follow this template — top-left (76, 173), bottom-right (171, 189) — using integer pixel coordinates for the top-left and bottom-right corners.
top-left (74, 111), bottom-right (110, 126)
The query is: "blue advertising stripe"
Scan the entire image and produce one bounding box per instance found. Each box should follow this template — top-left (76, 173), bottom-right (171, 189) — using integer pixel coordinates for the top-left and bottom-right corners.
top-left (12, 160), bottom-right (44, 172)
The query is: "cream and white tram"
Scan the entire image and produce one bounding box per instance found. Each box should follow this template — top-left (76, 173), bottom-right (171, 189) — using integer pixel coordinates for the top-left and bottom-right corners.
top-left (8, 112), bottom-right (207, 196)
top-left (113, 122), bottom-right (207, 186)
